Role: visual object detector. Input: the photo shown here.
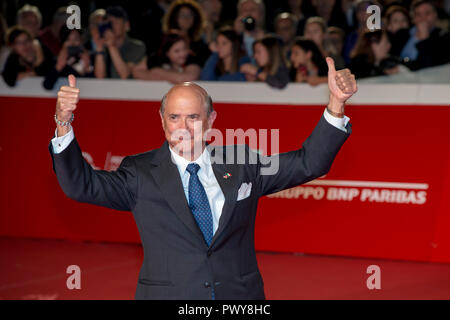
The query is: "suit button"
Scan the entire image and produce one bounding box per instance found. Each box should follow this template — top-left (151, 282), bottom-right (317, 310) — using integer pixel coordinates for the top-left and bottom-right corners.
top-left (207, 249), bottom-right (212, 257)
top-left (204, 281), bottom-right (211, 288)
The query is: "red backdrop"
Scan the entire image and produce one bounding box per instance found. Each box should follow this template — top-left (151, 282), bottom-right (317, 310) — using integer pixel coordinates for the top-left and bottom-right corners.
top-left (1, 96), bottom-right (449, 263)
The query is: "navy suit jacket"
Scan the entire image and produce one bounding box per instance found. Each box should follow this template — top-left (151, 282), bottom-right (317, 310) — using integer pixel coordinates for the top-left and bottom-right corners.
top-left (49, 114), bottom-right (351, 299)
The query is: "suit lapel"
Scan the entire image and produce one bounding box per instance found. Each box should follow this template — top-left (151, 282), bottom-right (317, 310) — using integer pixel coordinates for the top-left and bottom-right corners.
top-left (149, 142), bottom-right (205, 243)
top-left (208, 145), bottom-right (241, 247)
top-left (149, 142), bottom-right (242, 248)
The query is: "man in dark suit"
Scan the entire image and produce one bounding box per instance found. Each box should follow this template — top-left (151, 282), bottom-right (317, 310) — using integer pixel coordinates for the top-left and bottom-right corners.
top-left (50, 57), bottom-right (357, 299)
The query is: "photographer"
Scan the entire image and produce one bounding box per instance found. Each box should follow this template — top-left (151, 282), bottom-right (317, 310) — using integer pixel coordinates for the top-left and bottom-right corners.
top-left (348, 29), bottom-right (403, 79)
top-left (2, 25), bottom-right (52, 87)
top-left (43, 28), bottom-right (93, 90)
top-left (233, 0), bottom-right (266, 59)
top-left (93, 6), bottom-right (146, 79)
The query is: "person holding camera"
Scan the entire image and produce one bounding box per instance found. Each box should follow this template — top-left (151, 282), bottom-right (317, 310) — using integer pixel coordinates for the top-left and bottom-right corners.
top-left (43, 28), bottom-right (94, 90)
top-left (93, 6), bottom-right (146, 79)
top-left (2, 25), bottom-right (52, 87)
top-left (348, 29), bottom-right (403, 79)
top-left (233, 0), bottom-right (266, 60)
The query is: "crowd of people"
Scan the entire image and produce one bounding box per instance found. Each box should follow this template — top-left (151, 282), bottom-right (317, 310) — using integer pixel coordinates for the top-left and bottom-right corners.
top-left (0, 0), bottom-right (449, 89)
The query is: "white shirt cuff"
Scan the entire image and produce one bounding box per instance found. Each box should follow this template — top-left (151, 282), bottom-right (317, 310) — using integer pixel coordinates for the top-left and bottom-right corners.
top-left (51, 125), bottom-right (74, 154)
top-left (323, 107), bottom-right (350, 133)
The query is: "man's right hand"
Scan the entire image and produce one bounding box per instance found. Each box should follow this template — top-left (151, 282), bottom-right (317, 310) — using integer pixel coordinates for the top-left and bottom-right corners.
top-left (104, 29), bottom-right (116, 48)
top-left (55, 75), bottom-right (79, 137)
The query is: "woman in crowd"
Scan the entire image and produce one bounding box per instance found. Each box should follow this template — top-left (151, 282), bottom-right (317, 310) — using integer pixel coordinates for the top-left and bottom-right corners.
top-left (2, 25), bottom-right (52, 87)
top-left (240, 34), bottom-right (290, 89)
top-left (304, 16), bottom-right (327, 55)
top-left (342, 0), bottom-right (378, 64)
top-left (0, 15), bottom-right (10, 74)
top-left (385, 5), bottom-right (410, 34)
top-left (384, 5), bottom-right (411, 55)
top-left (200, 27), bottom-right (251, 81)
top-left (131, 31), bottom-right (201, 84)
top-left (290, 37), bottom-right (328, 85)
top-left (162, 0), bottom-right (210, 67)
top-left (43, 28), bottom-right (94, 90)
top-left (304, 16), bottom-right (345, 69)
top-left (349, 29), bottom-right (401, 79)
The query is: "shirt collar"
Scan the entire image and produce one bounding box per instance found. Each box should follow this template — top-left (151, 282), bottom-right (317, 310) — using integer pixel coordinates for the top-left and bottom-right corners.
top-left (168, 145), bottom-right (212, 178)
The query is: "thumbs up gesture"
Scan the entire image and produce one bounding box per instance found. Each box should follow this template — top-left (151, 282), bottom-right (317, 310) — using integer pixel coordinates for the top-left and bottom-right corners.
top-left (326, 57), bottom-right (357, 104)
top-left (56, 75), bottom-right (79, 124)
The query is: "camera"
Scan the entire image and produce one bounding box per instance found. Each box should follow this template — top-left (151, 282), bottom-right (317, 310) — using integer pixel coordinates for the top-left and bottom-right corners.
top-left (242, 16), bottom-right (256, 32)
top-left (98, 22), bottom-right (112, 38)
top-left (380, 56), bottom-right (401, 70)
top-left (67, 45), bottom-right (84, 58)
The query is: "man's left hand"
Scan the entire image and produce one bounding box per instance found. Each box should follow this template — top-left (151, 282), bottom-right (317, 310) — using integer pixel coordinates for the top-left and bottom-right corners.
top-left (326, 57), bottom-right (357, 112)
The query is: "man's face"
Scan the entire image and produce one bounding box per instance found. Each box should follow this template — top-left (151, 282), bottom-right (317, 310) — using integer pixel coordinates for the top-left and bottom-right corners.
top-left (414, 3), bottom-right (438, 30)
top-left (18, 12), bottom-right (40, 38)
top-left (276, 18), bottom-right (296, 44)
top-left (107, 16), bottom-right (128, 38)
top-left (239, 0), bottom-right (262, 23)
top-left (326, 31), bottom-right (344, 54)
top-left (160, 86), bottom-right (217, 158)
top-left (305, 22), bottom-right (324, 47)
top-left (201, 0), bottom-right (222, 24)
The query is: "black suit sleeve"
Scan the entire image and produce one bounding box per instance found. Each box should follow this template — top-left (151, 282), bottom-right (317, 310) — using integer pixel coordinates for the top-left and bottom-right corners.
top-left (255, 114), bottom-right (351, 196)
top-left (49, 137), bottom-right (137, 211)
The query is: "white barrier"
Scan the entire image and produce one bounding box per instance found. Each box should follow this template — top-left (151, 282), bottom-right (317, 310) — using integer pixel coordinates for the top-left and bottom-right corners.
top-left (1, 66), bottom-right (450, 106)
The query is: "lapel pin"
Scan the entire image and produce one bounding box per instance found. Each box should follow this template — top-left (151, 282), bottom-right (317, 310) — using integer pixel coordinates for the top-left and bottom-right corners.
top-left (223, 172), bottom-right (232, 179)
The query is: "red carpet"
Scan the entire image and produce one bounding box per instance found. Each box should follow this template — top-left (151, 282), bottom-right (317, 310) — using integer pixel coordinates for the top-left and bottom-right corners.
top-left (1, 237), bottom-right (449, 300)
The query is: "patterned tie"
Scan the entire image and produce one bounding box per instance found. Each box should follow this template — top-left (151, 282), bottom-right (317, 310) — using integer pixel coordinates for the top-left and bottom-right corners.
top-left (186, 163), bottom-right (214, 247)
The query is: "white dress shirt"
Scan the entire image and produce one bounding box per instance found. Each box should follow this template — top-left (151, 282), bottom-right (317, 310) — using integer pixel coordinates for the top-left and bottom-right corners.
top-left (168, 145), bottom-right (225, 235)
top-left (51, 108), bottom-right (350, 234)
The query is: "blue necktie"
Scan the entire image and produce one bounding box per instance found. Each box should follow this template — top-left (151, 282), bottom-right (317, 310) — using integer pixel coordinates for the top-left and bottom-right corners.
top-left (186, 163), bottom-right (213, 247)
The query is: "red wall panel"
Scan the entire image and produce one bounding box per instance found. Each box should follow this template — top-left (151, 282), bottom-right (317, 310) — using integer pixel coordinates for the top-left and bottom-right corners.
top-left (1, 96), bottom-right (449, 263)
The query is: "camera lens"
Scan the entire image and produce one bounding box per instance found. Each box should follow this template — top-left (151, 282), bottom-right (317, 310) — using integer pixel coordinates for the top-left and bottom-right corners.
top-left (242, 16), bottom-right (256, 32)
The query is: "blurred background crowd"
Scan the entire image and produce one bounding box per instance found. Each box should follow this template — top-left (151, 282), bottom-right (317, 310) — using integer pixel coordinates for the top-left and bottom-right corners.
top-left (0, 0), bottom-right (449, 89)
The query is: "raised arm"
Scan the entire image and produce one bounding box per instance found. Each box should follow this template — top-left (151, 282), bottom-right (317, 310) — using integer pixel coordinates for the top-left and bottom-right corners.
top-left (50, 75), bottom-right (137, 211)
top-left (256, 57), bottom-right (357, 196)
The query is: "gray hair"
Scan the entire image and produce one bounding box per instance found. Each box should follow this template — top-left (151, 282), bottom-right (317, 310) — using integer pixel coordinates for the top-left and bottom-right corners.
top-left (160, 91), bottom-right (214, 115)
top-left (17, 4), bottom-right (42, 27)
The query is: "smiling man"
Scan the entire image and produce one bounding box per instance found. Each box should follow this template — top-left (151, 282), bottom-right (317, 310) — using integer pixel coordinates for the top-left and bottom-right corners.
top-left (49, 57), bottom-right (357, 299)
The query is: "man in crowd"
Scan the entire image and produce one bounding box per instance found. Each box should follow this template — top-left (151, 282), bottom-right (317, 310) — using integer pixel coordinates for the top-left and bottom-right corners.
top-left (93, 6), bottom-right (146, 79)
top-left (393, 0), bottom-right (450, 70)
